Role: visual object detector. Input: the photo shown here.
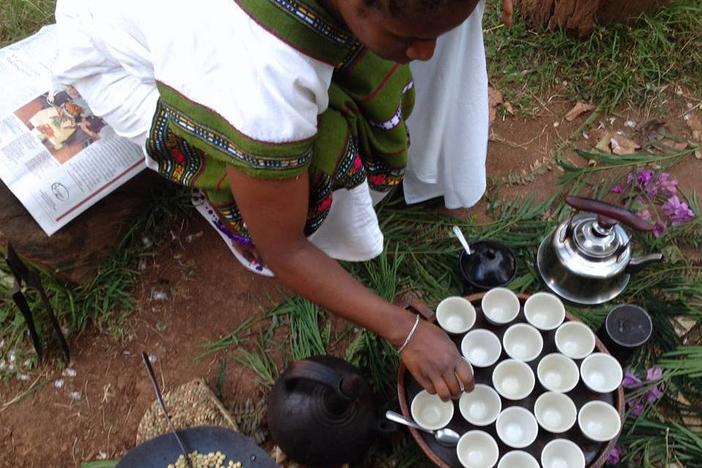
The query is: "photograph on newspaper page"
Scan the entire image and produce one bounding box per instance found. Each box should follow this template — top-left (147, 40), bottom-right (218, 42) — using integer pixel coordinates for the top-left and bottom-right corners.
top-left (0, 26), bottom-right (144, 236)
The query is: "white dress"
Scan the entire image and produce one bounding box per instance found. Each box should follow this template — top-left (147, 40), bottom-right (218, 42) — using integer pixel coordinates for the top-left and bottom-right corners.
top-left (405, 0), bottom-right (488, 209)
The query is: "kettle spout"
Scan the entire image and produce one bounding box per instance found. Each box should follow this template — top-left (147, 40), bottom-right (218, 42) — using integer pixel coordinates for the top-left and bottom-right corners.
top-left (627, 253), bottom-right (664, 273)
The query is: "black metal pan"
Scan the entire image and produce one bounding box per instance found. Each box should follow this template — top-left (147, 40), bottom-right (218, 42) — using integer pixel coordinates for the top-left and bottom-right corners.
top-left (117, 426), bottom-right (277, 468)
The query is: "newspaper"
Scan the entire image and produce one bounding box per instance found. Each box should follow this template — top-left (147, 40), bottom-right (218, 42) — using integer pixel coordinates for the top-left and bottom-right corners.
top-left (0, 26), bottom-right (145, 236)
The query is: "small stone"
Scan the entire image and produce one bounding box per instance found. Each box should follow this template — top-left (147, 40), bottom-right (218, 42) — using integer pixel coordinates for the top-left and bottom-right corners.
top-left (151, 289), bottom-right (169, 301)
top-left (624, 120), bottom-right (637, 128)
top-left (63, 368), bottom-right (77, 378)
top-left (17, 373), bottom-right (30, 381)
top-left (69, 391), bottom-right (81, 401)
top-left (54, 379), bottom-right (65, 389)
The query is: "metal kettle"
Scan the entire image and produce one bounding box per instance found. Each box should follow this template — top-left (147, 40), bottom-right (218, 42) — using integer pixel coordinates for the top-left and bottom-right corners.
top-left (537, 196), bottom-right (663, 305)
top-left (267, 355), bottom-right (394, 467)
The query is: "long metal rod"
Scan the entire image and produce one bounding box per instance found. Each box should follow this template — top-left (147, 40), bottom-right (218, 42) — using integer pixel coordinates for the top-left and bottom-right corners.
top-left (141, 352), bottom-right (193, 468)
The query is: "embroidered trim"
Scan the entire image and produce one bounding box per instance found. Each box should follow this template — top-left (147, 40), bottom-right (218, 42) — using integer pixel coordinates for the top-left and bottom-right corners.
top-left (163, 105), bottom-right (312, 172)
top-left (270, 0), bottom-right (354, 47)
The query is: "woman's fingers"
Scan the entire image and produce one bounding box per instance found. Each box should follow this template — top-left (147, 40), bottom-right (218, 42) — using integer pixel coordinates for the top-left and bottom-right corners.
top-left (440, 369), bottom-right (463, 399)
top-left (455, 359), bottom-right (475, 393)
top-left (414, 372), bottom-right (437, 395)
top-left (502, 0), bottom-right (514, 28)
top-left (431, 375), bottom-right (453, 402)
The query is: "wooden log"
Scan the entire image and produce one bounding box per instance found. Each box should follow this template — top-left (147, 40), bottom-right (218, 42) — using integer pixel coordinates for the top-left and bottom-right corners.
top-left (0, 171), bottom-right (164, 285)
top-left (519, 0), bottom-right (669, 36)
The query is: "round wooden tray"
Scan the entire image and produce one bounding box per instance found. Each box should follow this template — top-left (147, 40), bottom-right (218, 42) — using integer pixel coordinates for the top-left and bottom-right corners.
top-left (397, 292), bottom-right (625, 468)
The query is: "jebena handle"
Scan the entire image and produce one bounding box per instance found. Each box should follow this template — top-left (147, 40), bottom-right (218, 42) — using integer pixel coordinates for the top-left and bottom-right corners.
top-left (284, 359), bottom-right (361, 401)
top-left (566, 196), bottom-right (654, 232)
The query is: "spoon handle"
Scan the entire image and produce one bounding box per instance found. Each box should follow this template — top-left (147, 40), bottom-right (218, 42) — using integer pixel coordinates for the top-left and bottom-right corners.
top-left (385, 410), bottom-right (431, 434)
top-left (452, 225), bottom-right (472, 255)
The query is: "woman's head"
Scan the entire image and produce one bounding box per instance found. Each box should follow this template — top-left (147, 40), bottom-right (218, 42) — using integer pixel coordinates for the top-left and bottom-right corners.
top-left (325, 0), bottom-right (479, 63)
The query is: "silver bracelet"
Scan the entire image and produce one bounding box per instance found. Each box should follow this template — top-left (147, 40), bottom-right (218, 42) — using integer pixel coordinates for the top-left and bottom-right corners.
top-left (397, 314), bottom-right (421, 354)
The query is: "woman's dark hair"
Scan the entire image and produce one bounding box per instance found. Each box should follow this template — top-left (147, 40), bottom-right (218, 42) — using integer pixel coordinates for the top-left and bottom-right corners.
top-left (364, 0), bottom-right (465, 16)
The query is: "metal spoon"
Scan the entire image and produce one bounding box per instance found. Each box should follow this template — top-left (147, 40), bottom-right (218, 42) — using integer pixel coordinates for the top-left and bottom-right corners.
top-left (452, 225), bottom-right (472, 255)
top-left (385, 410), bottom-right (460, 446)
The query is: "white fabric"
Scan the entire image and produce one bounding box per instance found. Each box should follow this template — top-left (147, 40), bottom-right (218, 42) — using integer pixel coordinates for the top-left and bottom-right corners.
top-left (308, 184), bottom-right (386, 262)
top-left (50, 0), bottom-right (383, 262)
top-left (52, 0), bottom-right (334, 150)
top-left (404, 0), bottom-right (488, 209)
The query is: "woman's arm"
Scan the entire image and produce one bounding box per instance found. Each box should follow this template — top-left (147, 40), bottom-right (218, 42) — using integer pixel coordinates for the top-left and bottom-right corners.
top-left (227, 166), bottom-right (474, 400)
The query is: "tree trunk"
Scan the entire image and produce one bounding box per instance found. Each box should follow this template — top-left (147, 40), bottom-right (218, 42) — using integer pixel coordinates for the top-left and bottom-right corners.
top-left (519, 0), bottom-right (670, 37)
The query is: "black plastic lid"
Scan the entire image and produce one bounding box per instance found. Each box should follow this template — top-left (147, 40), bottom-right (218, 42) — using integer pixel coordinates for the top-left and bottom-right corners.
top-left (605, 304), bottom-right (653, 347)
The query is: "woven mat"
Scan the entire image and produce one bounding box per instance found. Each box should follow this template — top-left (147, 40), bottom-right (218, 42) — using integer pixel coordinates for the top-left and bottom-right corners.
top-left (136, 378), bottom-right (238, 444)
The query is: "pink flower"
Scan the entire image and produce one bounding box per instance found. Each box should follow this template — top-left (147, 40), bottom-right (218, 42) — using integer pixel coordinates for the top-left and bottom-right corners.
top-left (628, 168), bottom-right (655, 188)
top-left (628, 399), bottom-right (645, 416)
top-left (662, 195), bottom-right (695, 226)
top-left (645, 385), bottom-right (664, 404)
top-left (646, 367), bottom-right (663, 382)
top-left (622, 371), bottom-right (643, 389)
top-left (638, 209), bottom-right (652, 221)
top-left (607, 447), bottom-right (621, 465)
top-left (655, 172), bottom-right (678, 195)
top-left (652, 220), bottom-right (667, 238)
top-left (611, 184), bottom-right (625, 194)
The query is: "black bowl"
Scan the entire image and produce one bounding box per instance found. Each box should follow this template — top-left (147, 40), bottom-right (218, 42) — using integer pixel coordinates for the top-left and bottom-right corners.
top-left (458, 240), bottom-right (517, 290)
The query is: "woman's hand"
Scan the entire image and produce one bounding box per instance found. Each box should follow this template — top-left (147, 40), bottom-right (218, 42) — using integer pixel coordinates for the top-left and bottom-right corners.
top-left (502, 0), bottom-right (514, 28)
top-left (401, 321), bottom-right (474, 401)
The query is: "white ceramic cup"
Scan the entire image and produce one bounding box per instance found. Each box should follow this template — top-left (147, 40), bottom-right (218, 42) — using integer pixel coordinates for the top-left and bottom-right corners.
top-left (580, 353), bottom-right (623, 393)
top-left (537, 353), bottom-right (580, 393)
top-left (524, 292), bottom-right (566, 330)
top-left (457, 430), bottom-right (500, 468)
top-left (534, 392), bottom-right (577, 433)
top-left (502, 323), bottom-right (543, 362)
top-left (541, 439), bottom-right (585, 468)
top-left (459, 384), bottom-right (502, 426)
top-left (578, 400), bottom-right (622, 442)
top-left (461, 329), bottom-right (502, 368)
top-left (492, 359), bottom-right (535, 400)
top-left (497, 451), bottom-right (540, 468)
top-left (481, 288), bottom-right (520, 325)
top-left (436, 296), bottom-right (477, 334)
top-left (410, 390), bottom-right (454, 430)
top-left (555, 321), bottom-right (596, 359)
top-left (496, 406), bottom-right (539, 449)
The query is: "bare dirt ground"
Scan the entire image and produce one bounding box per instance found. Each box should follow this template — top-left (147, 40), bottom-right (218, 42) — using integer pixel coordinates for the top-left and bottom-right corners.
top-left (1, 93), bottom-right (700, 467)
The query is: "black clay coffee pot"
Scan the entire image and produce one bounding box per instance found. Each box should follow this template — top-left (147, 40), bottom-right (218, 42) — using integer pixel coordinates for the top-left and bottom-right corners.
top-left (267, 355), bottom-right (394, 467)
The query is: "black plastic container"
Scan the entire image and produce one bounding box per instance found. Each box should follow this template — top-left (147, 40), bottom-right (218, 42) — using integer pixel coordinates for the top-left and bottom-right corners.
top-left (458, 240), bottom-right (517, 290)
top-left (598, 304), bottom-right (653, 364)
